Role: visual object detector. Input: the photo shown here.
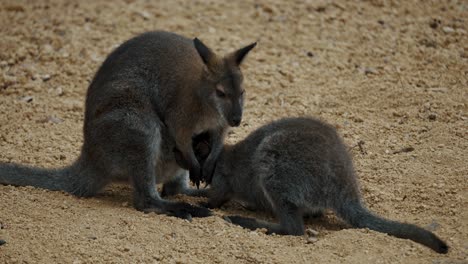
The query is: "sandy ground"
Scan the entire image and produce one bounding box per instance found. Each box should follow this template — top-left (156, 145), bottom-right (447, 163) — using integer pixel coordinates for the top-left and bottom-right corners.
top-left (0, 0), bottom-right (467, 263)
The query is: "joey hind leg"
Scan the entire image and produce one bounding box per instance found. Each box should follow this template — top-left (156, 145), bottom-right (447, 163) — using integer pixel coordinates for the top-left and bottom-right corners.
top-left (202, 176), bottom-right (232, 209)
top-left (260, 179), bottom-right (305, 235)
top-left (273, 201), bottom-right (305, 235)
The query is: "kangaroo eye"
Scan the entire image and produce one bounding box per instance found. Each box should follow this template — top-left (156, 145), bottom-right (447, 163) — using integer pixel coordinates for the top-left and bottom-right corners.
top-left (216, 89), bottom-right (226, 97)
top-left (240, 90), bottom-right (245, 95)
top-left (216, 84), bottom-right (226, 98)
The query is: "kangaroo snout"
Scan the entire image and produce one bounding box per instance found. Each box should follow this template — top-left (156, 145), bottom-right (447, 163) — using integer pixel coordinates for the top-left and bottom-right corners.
top-left (230, 115), bottom-right (242, 127)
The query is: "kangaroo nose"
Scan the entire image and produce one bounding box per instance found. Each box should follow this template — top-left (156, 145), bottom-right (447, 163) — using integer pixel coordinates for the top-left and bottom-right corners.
top-left (231, 116), bottom-right (241, 127)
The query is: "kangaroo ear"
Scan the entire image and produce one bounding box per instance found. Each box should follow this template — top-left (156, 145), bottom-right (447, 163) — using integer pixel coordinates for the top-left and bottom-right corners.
top-left (193, 38), bottom-right (215, 65)
top-left (231, 42), bottom-right (257, 66)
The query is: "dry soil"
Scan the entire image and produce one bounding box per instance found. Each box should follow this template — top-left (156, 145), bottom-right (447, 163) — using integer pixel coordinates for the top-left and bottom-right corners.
top-left (0, 0), bottom-right (467, 263)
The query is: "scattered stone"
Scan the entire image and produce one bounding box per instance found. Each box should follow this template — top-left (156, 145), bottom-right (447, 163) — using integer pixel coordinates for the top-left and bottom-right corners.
top-left (41, 74), bottom-right (51, 81)
top-left (419, 39), bottom-right (437, 48)
top-left (0, 239), bottom-right (6, 246)
top-left (19, 96), bottom-right (33, 103)
top-left (364, 67), bottom-right (378, 75)
top-left (392, 147), bottom-right (415, 154)
top-left (305, 228), bottom-right (319, 243)
top-left (122, 246), bottom-right (130, 252)
top-left (260, 4), bottom-right (275, 14)
top-left (428, 113), bottom-right (437, 121)
top-left (352, 116), bottom-right (364, 123)
top-left (442, 26), bottom-right (454, 33)
top-left (46, 116), bottom-right (63, 124)
top-left (306, 51), bottom-right (314, 57)
top-left (306, 228), bottom-right (319, 237)
top-left (306, 236), bottom-right (318, 244)
top-left (316, 6), bottom-right (326, 12)
top-left (55, 86), bottom-right (64, 96)
top-left (134, 10), bottom-right (151, 20)
top-left (429, 18), bottom-right (441, 29)
top-left (41, 116), bottom-right (64, 124)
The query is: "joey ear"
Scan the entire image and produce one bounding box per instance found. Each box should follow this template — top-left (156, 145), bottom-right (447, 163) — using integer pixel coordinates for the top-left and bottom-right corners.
top-left (193, 38), bottom-right (215, 65)
top-left (231, 42), bottom-right (257, 66)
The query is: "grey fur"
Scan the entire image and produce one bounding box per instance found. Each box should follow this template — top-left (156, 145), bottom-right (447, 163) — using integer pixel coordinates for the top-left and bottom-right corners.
top-left (198, 117), bottom-right (448, 253)
top-left (0, 31), bottom-right (255, 219)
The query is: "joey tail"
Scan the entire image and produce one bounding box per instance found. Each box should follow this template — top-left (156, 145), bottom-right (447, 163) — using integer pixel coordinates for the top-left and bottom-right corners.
top-left (0, 158), bottom-right (104, 197)
top-left (337, 201), bottom-right (448, 254)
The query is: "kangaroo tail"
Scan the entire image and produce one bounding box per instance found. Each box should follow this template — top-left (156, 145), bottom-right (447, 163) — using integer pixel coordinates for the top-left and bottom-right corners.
top-left (0, 159), bottom-right (103, 197)
top-left (336, 201), bottom-right (448, 254)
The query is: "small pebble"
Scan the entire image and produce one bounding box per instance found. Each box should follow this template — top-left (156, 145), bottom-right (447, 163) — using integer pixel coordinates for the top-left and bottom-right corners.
top-left (442, 26), bottom-right (454, 33)
top-left (429, 19), bottom-right (440, 29)
top-left (135, 10), bottom-right (151, 20)
top-left (0, 239), bottom-right (6, 246)
top-left (306, 228), bottom-right (319, 237)
top-left (45, 116), bottom-right (64, 124)
top-left (19, 96), bottom-right (33, 103)
top-left (306, 236), bottom-right (318, 244)
top-left (364, 67), bottom-right (378, 75)
top-left (55, 87), bottom-right (64, 96)
top-left (41, 74), bottom-right (51, 81)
